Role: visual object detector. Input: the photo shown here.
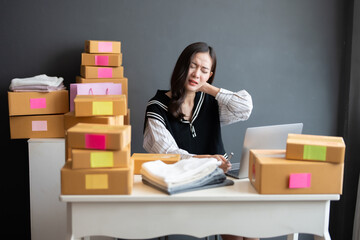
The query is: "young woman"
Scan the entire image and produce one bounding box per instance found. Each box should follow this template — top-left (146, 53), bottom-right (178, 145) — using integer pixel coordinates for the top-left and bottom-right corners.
top-left (143, 42), bottom-right (256, 240)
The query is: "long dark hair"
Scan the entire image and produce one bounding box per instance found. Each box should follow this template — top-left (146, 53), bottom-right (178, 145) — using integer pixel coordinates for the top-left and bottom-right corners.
top-left (168, 42), bottom-right (217, 120)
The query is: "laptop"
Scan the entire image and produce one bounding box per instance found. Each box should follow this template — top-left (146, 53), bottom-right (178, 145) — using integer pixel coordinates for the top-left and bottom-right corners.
top-left (225, 123), bottom-right (303, 179)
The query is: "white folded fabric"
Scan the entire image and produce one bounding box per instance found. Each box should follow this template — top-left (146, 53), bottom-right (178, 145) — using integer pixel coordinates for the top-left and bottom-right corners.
top-left (140, 157), bottom-right (221, 187)
top-left (9, 74), bottom-right (64, 90)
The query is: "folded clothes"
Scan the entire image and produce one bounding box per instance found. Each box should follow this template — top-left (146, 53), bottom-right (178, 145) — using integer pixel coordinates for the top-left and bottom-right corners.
top-left (9, 74), bottom-right (64, 92)
top-left (143, 178), bottom-right (234, 195)
top-left (142, 167), bottom-right (227, 193)
top-left (11, 84), bottom-right (66, 92)
top-left (140, 157), bottom-right (221, 187)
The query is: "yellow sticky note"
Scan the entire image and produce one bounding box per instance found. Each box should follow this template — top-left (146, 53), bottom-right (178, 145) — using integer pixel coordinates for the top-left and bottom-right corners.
top-left (90, 152), bottom-right (114, 168)
top-left (85, 174), bottom-right (108, 189)
top-left (92, 101), bottom-right (113, 115)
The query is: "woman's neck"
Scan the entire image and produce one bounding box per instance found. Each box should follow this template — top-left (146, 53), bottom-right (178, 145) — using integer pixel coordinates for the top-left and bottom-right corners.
top-left (181, 91), bottom-right (196, 120)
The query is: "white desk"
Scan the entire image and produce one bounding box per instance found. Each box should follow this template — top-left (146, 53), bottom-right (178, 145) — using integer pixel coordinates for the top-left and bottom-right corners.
top-left (60, 175), bottom-right (339, 240)
top-left (28, 138), bottom-right (67, 240)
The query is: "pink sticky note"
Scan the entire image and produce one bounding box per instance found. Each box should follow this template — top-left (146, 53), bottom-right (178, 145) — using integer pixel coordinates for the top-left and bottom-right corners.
top-left (32, 121), bottom-right (48, 131)
top-left (98, 68), bottom-right (113, 78)
top-left (85, 134), bottom-right (106, 150)
top-left (30, 98), bottom-right (46, 109)
top-left (98, 42), bottom-right (113, 52)
top-left (95, 55), bottom-right (109, 66)
top-left (289, 173), bottom-right (311, 189)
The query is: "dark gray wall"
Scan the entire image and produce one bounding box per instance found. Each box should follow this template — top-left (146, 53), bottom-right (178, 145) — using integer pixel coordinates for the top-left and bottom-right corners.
top-left (0, 0), bottom-right (348, 239)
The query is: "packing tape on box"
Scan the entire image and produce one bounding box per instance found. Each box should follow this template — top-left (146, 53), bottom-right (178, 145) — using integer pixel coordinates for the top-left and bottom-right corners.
top-left (98, 68), bottom-right (113, 78)
top-left (85, 174), bottom-right (108, 189)
top-left (95, 55), bottom-right (109, 66)
top-left (32, 120), bottom-right (48, 131)
top-left (289, 173), bottom-right (312, 189)
top-left (30, 98), bottom-right (46, 109)
top-left (303, 145), bottom-right (327, 161)
top-left (92, 101), bottom-right (113, 115)
top-left (98, 42), bottom-right (113, 52)
top-left (90, 152), bottom-right (114, 168)
top-left (85, 134), bottom-right (106, 149)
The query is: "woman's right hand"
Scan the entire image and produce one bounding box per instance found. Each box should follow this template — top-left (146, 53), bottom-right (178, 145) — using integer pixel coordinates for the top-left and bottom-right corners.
top-left (194, 154), bottom-right (232, 173)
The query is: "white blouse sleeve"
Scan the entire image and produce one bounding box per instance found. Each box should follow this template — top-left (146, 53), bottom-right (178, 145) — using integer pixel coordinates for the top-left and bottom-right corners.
top-left (215, 88), bottom-right (253, 126)
top-left (143, 118), bottom-right (194, 159)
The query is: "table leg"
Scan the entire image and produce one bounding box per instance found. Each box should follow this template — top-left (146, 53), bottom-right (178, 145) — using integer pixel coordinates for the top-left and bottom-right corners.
top-left (287, 233), bottom-right (299, 240)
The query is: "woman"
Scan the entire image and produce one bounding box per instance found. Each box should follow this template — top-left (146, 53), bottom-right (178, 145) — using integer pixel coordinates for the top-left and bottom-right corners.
top-left (143, 42), bottom-right (256, 240)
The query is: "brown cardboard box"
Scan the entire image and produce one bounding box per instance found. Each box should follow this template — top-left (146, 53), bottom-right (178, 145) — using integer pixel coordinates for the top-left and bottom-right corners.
top-left (61, 161), bottom-right (133, 195)
top-left (80, 66), bottom-right (124, 79)
top-left (124, 108), bottom-right (130, 125)
top-left (74, 95), bottom-right (127, 117)
top-left (249, 149), bottom-right (344, 194)
top-left (64, 111), bottom-right (124, 161)
top-left (286, 134), bottom-right (345, 163)
top-left (67, 123), bottom-right (131, 150)
top-left (72, 144), bottom-right (131, 169)
top-left (8, 90), bottom-right (69, 116)
top-left (9, 114), bottom-right (65, 139)
top-left (76, 77), bottom-right (128, 100)
top-left (81, 53), bottom-right (122, 67)
top-left (64, 111), bottom-right (124, 131)
top-left (85, 40), bottom-right (121, 54)
top-left (131, 153), bottom-right (181, 174)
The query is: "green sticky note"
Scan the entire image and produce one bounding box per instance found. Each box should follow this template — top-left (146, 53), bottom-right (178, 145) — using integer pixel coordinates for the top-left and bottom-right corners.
top-left (90, 152), bottom-right (114, 168)
top-left (92, 101), bottom-right (113, 115)
top-left (303, 145), bottom-right (327, 161)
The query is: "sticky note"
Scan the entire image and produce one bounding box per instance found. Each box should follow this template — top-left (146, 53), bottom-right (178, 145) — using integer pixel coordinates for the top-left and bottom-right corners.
top-left (98, 42), bottom-right (113, 52)
top-left (289, 173), bottom-right (311, 189)
top-left (32, 121), bottom-right (47, 131)
top-left (92, 101), bottom-right (113, 115)
top-left (303, 145), bottom-right (326, 161)
top-left (30, 98), bottom-right (46, 109)
top-left (98, 68), bottom-right (113, 78)
top-left (90, 152), bottom-right (114, 168)
top-left (85, 174), bottom-right (108, 189)
top-left (85, 134), bottom-right (106, 150)
top-left (95, 55), bottom-right (109, 66)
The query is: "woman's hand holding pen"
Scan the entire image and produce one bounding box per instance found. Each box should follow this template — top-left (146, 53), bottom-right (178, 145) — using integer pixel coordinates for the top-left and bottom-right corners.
top-left (194, 154), bottom-right (232, 173)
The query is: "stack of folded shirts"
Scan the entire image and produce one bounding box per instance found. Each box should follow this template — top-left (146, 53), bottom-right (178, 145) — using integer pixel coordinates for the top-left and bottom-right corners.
top-left (9, 74), bottom-right (65, 92)
top-left (141, 157), bottom-right (234, 195)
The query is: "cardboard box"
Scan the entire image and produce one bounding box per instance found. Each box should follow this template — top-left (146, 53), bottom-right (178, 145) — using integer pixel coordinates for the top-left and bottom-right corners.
top-left (72, 144), bottom-right (131, 169)
top-left (76, 77), bottom-right (128, 100)
top-left (249, 149), bottom-right (344, 194)
top-left (286, 134), bottom-right (345, 163)
top-left (124, 108), bottom-right (130, 125)
top-left (81, 66), bottom-right (124, 79)
top-left (9, 114), bottom-right (65, 139)
top-left (70, 82), bottom-right (123, 112)
top-left (67, 123), bottom-right (131, 150)
top-left (64, 111), bottom-right (124, 131)
top-left (131, 153), bottom-right (181, 174)
top-left (85, 40), bottom-right (121, 54)
top-left (81, 53), bottom-right (122, 67)
top-left (74, 95), bottom-right (127, 117)
top-left (8, 90), bottom-right (69, 116)
top-left (61, 161), bottom-right (133, 195)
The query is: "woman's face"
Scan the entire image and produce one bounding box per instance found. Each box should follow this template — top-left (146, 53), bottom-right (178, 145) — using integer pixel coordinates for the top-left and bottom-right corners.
top-left (185, 52), bottom-right (213, 92)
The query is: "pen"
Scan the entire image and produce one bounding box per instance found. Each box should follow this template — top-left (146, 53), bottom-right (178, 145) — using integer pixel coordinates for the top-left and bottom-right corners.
top-left (227, 152), bottom-right (234, 163)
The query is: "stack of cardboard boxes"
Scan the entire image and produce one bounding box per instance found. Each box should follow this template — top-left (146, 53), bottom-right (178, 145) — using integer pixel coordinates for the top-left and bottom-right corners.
top-left (61, 40), bottom-right (133, 195)
top-left (61, 123), bottom-right (132, 195)
top-left (249, 133), bottom-right (345, 194)
top-left (8, 90), bottom-right (69, 139)
top-left (76, 40), bottom-right (129, 124)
